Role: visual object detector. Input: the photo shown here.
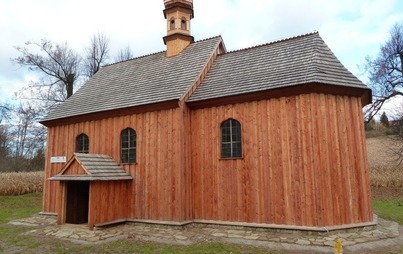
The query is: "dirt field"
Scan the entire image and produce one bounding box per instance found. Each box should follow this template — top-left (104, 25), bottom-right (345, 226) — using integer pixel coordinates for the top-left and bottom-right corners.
top-left (366, 135), bottom-right (403, 199)
top-left (366, 136), bottom-right (403, 169)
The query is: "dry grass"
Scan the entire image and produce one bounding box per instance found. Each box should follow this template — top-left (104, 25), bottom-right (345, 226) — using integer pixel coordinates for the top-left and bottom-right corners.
top-left (0, 171), bottom-right (44, 196)
top-left (366, 136), bottom-right (403, 187)
top-left (370, 167), bottom-right (403, 187)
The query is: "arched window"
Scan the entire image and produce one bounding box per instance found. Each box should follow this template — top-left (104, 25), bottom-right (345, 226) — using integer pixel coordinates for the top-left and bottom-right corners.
top-left (121, 128), bottom-right (136, 164)
top-left (76, 133), bottom-right (89, 153)
top-left (170, 19), bottom-right (175, 30)
top-left (181, 18), bottom-right (187, 30)
top-left (221, 119), bottom-right (242, 158)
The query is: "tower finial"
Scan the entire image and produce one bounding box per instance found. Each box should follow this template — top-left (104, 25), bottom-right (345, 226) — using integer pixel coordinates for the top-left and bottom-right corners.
top-left (163, 0), bottom-right (194, 57)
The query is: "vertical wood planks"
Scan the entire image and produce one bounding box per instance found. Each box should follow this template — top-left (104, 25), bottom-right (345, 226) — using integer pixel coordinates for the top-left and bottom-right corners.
top-left (190, 93), bottom-right (372, 227)
top-left (43, 92), bottom-right (372, 228)
top-left (44, 107), bottom-right (189, 223)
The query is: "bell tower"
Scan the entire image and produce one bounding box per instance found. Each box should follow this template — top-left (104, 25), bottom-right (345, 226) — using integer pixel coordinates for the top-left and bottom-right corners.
top-left (163, 0), bottom-right (194, 57)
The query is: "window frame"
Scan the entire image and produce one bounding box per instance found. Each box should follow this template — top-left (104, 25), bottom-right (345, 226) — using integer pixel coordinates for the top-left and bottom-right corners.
top-left (181, 18), bottom-right (187, 30)
top-left (76, 133), bottom-right (89, 154)
top-left (220, 119), bottom-right (242, 159)
top-left (170, 18), bottom-right (175, 30)
top-left (120, 128), bottom-right (136, 164)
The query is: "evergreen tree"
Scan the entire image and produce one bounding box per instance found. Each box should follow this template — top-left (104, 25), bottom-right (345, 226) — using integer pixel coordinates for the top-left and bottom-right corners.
top-left (380, 112), bottom-right (389, 127)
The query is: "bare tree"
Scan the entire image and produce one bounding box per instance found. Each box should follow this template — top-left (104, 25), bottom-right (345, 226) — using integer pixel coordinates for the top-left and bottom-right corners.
top-left (84, 32), bottom-right (110, 77)
top-left (0, 104), bottom-right (11, 124)
top-left (364, 23), bottom-right (403, 122)
top-left (0, 124), bottom-right (11, 172)
top-left (11, 102), bottom-right (46, 159)
top-left (0, 102), bottom-right (46, 172)
top-left (0, 103), bottom-right (12, 169)
top-left (13, 39), bottom-right (81, 100)
top-left (115, 45), bottom-right (134, 62)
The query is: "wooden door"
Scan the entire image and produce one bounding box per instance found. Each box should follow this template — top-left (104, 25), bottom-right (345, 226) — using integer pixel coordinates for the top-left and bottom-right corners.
top-left (66, 181), bottom-right (89, 224)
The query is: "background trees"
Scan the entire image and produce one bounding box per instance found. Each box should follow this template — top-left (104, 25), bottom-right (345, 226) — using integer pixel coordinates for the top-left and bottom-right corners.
top-left (380, 112), bottom-right (390, 127)
top-left (0, 124), bottom-right (11, 171)
top-left (365, 23), bottom-right (403, 163)
top-left (84, 32), bottom-right (110, 78)
top-left (365, 23), bottom-right (403, 122)
top-left (13, 32), bottom-right (134, 105)
top-left (2, 32), bottom-right (134, 172)
top-left (0, 102), bottom-right (46, 172)
top-left (0, 105), bottom-right (10, 125)
top-left (115, 45), bottom-right (134, 62)
top-left (13, 39), bottom-right (81, 102)
top-left (7, 39), bottom-right (80, 172)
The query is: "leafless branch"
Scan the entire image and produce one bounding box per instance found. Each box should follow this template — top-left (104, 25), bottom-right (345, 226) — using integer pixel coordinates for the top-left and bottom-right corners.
top-left (12, 39), bottom-right (81, 100)
top-left (115, 45), bottom-right (134, 62)
top-left (84, 31), bottom-right (110, 77)
top-left (365, 23), bottom-right (403, 123)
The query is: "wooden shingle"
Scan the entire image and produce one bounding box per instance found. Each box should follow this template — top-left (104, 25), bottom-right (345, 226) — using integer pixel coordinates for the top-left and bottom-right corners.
top-left (188, 32), bottom-right (369, 102)
top-left (49, 153), bottom-right (133, 181)
top-left (42, 36), bottom-right (224, 122)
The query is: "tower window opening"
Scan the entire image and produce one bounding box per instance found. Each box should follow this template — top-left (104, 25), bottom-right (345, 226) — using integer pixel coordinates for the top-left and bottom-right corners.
top-left (170, 19), bottom-right (175, 30)
top-left (181, 19), bottom-right (187, 30)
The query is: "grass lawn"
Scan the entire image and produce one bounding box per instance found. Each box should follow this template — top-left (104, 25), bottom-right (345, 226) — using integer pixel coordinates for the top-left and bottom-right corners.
top-left (373, 199), bottom-right (403, 225)
top-left (0, 192), bottom-right (42, 224)
top-left (0, 193), bottom-right (277, 254)
top-left (0, 192), bottom-right (402, 254)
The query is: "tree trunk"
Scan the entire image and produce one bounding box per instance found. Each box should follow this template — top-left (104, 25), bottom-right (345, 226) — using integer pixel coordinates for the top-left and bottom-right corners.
top-left (67, 74), bottom-right (74, 98)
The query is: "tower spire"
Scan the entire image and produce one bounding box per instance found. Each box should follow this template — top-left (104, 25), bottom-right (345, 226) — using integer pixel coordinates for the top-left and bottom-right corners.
top-left (163, 0), bottom-right (194, 57)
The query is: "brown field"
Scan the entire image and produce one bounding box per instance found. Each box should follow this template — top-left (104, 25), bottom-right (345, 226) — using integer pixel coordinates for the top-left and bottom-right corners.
top-left (366, 135), bottom-right (403, 199)
top-left (0, 171), bottom-right (44, 196)
top-left (366, 136), bottom-right (403, 187)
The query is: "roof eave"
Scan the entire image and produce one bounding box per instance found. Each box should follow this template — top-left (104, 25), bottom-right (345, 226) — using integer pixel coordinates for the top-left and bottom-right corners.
top-left (40, 99), bottom-right (180, 127)
top-left (48, 175), bottom-right (133, 181)
top-left (187, 83), bottom-right (372, 109)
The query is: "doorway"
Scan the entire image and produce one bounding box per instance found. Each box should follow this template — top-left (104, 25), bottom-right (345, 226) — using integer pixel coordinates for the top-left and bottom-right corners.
top-left (66, 181), bottom-right (89, 224)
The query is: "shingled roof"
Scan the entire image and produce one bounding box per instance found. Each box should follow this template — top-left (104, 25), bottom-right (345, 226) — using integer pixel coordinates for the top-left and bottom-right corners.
top-left (42, 36), bottom-right (224, 122)
top-left (49, 153), bottom-right (133, 181)
top-left (42, 32), bottom-right (369, 123)
top-left (188, 32), bottom-right (368, 102)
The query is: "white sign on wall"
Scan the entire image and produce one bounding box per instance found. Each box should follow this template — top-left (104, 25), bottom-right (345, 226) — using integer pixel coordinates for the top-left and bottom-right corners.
top-left (50, 156), bottom-right (67, 163)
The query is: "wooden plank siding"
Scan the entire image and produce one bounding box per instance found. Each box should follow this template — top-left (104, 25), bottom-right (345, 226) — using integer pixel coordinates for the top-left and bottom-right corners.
top-left (88, 181), bottom-right (130, 229)
top-left (62, 160), bottom-right (87, 175)
top-left (43, 92), bottom-right (372, 228)
top-left (190, 93), bottom-right (372, 227)
top-left (43, 107), bottom-right (191, 223)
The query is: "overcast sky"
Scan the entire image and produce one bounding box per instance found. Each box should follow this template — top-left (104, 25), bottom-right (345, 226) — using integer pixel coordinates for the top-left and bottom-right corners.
top-left (1, 0), bottom-right (403, 108)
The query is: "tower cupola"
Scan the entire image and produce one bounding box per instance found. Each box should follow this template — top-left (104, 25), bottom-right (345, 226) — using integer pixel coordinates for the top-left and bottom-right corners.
top-left (163, 0), bottom-right (194, 57)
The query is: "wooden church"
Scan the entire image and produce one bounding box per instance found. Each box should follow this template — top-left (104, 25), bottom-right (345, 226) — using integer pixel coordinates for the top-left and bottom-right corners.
top-left (41, 0), bottom-right (374, 231)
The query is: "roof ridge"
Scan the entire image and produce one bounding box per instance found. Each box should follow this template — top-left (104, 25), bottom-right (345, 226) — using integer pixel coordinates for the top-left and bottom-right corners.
top-left (75, 153), bottom-right (111, 158)
top-left (105, 50), bottom-right (165, 67)
top-left (194, 35), bottom-right (222, 43)
top-left (226, 31), bottom-right (319, 54)
top-left (104, 36), bottom-right (223, 68)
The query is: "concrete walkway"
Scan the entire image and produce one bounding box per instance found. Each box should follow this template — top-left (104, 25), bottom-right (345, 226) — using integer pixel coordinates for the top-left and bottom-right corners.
top-left (9, 215), bottom-right (403, 253)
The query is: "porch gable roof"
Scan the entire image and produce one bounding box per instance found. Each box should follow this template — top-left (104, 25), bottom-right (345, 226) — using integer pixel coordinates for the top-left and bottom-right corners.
top-left (49, 153), bottom-right (133, 181)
